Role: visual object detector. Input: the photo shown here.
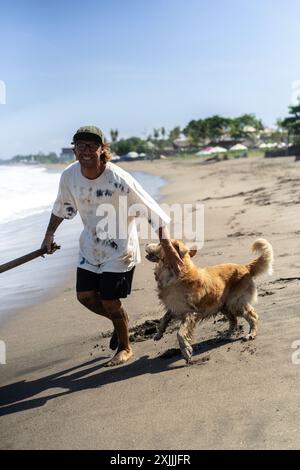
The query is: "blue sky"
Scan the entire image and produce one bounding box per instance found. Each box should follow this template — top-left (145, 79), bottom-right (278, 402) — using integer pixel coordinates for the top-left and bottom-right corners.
top-left (0, 0), bottom-right (300, 158)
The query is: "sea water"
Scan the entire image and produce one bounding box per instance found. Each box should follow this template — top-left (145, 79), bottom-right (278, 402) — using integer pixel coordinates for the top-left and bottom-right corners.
top-left (0, 164), bottom-right (166, 316)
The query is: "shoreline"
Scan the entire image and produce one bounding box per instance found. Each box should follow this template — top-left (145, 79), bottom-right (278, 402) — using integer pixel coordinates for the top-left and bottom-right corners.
top-left (1, 155), bottom-right (300, 449)
top-left (0, 164), bottom-right (167, 323)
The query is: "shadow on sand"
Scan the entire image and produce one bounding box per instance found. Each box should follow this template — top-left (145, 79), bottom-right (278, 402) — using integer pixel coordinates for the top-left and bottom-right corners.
top-left (0, 336), bottom-right (240, 417)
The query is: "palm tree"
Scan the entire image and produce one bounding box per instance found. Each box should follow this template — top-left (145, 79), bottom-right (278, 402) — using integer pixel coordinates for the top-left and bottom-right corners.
top-left (153, 128), bottom-right (160, 140)
top-left (110, 129), bottom-right (119, 143)
top-left (168, 126), bottom-right (181, 142)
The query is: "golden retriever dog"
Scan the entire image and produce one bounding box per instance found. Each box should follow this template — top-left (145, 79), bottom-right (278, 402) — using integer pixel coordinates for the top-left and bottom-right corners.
top-left (145, 239), bottom-right (273, 363)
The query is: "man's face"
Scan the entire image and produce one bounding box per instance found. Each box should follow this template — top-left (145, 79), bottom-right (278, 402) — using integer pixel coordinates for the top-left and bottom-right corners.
top-left (74, 140), bottom-right (102, 168)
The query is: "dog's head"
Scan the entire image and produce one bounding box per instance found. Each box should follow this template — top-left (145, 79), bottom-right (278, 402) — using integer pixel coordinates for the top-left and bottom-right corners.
top-left (145, 242), bottom-right (164, 263)
top-left (145, 240), bottom-right (197, 264)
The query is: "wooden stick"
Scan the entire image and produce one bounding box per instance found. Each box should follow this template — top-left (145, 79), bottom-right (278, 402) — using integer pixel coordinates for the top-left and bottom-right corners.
top-left (0, 243), bottom-right (61, 274)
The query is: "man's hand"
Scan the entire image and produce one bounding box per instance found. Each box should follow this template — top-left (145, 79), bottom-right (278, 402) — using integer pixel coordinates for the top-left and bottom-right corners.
top-left (41, 213), bottom-right (64, 254)
top-left (158, 226), bottom-right (184, 275)
top-left (162, 242), bottom-right (184, 275)
top-left (41, 233), bottom-right (55, 254)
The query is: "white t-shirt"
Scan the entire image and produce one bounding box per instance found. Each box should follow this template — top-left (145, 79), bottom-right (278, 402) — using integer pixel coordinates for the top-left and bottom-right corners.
top-left (52, 161), bottom-right (170, 273)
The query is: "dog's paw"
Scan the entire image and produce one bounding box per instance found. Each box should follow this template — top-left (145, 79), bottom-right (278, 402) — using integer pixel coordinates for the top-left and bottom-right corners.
top-left (242, 332), bottom-right (256, 342)
top-left (182, 345), bottom-right (193, 362)
top-left (154, 332), bottom-right (163, 341)
top-left (223, 330), bottom-right (234, 338)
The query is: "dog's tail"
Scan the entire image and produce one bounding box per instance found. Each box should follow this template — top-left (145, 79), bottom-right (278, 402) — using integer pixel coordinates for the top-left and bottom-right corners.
top-left (246, 238), bottom-right (274, 277)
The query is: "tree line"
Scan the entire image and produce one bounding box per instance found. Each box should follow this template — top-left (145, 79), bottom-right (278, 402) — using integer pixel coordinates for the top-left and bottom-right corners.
top-left (1, 103), bottom-right (299, 163)
top-left (110, 114), bottom-right (266, 156)
top-left (110, 104), bottom-right (300, 155)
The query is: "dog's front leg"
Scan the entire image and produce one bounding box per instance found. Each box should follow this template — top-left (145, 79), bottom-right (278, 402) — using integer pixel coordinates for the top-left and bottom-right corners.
top-left (154, 310), bottom-right (173, 341)
top-left (177, 313), bottom-right (197, 363)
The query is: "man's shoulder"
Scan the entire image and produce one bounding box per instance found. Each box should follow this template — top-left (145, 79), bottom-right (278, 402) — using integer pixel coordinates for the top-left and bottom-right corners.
top-left (106, 162), bottom-right (134, 185)
top-left (61, 161), bottom-right (79, 179)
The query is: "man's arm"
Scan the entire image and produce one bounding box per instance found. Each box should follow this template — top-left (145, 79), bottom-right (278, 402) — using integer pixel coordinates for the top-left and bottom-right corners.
top-left (125, 173), bottom-right (183, 273)
top-left (41, 213), bottom-right (64, 253)
top-left (158, 226), bottom-right (184, 275)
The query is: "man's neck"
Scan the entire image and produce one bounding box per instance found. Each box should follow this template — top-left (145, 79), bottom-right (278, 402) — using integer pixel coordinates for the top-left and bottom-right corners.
top-left (81, 161), bottom-right (106, 180)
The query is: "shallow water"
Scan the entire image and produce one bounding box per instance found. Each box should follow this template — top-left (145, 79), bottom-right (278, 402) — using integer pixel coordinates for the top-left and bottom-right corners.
top-left (0, 165), bottom-right (166, 317)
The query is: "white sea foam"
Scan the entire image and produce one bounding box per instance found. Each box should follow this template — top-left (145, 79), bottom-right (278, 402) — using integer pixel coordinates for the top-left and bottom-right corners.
top-left (0, 164), bottom-right (166, 317)
top-left (0, 164), bottom-right (165, 224)
top-left (0, 165), bottom-right (61, 223)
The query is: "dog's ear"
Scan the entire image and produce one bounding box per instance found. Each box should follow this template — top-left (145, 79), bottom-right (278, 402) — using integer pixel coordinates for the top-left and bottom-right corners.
top-left (172, 240), bottom-right (189, 258)
top-left (189, 248), bottom-right (197, 258)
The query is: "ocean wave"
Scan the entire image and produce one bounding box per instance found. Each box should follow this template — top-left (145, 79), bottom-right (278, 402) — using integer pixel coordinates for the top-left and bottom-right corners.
top-left (0, 165), bottom-right (61, 223)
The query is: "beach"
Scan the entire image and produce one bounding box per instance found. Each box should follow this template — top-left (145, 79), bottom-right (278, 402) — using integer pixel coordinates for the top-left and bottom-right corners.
top-left (1, 154), bottom-right (300, 450)
top-left (0, 166), bottom-right (166, 316)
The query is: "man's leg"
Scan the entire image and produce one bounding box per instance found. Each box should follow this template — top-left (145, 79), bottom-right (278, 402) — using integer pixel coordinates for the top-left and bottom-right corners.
top-left (77, 293), bottom-right (132, 365)
top-left (76, 268), bottom-right (134, 364)
top-left (77, 290), bottom-right (110, 319)
top-left (101, 268), bottom-right (135, 351)
top-left (77, 291), bottom-right (120, 349)
top-left (76, 269), bottom-right (111, 320)
top-left (101, 299), bottom-right (133, 366)
top-left (109, 309), bottom-right (129, 350)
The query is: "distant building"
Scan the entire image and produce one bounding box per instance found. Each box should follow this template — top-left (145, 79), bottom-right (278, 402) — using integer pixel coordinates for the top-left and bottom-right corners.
top-left (60, 148), bottom-right (74, 162)
top-left (173, 134), bottom-right (190, 150)
top-left (243, 125), bottom-right (257, 133)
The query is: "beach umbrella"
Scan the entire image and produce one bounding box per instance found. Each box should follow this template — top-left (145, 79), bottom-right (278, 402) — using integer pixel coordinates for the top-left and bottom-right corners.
top-left (230, 144), bottom-right (248, 151)
top-left (126, 151), bottom-right (139, 159)
top-left (266, 143), bottom-right (277, 148)
top-left (196, 146), bottom-right (215, 155)
top-left (212, 146), bottom-right (227, 153)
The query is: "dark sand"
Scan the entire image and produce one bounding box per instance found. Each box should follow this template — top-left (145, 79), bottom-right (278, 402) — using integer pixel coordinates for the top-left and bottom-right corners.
top-left (1, 155), bottom-right (300, 449)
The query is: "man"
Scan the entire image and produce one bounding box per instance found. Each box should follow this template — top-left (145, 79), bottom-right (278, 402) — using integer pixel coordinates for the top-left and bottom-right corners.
top-left (41, 126), bottom-right (183, 366)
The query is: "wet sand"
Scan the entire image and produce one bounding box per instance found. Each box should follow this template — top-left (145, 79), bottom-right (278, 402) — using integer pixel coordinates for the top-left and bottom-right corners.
top-left (1, 155), bottom-right (300, 449)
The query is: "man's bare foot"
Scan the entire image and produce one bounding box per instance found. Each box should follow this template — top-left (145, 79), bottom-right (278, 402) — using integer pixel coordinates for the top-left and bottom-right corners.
top-left (109, 330), bottom-right (118, 350)
top-left (105, 347), bottom-right (133, 367)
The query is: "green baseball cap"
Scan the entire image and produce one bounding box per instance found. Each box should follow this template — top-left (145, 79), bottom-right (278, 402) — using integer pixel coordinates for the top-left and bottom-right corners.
top-left (72, 125), bottom-right (105, 144)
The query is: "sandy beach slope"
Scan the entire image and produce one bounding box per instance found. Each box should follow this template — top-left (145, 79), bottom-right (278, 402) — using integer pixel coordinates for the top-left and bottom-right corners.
top-left (1, 155), bottom-right (300, 450)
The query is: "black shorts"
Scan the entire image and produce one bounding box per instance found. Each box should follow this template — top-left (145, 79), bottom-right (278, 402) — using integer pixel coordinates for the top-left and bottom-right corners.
top-left (76, 267), bottom-right (135, 300)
